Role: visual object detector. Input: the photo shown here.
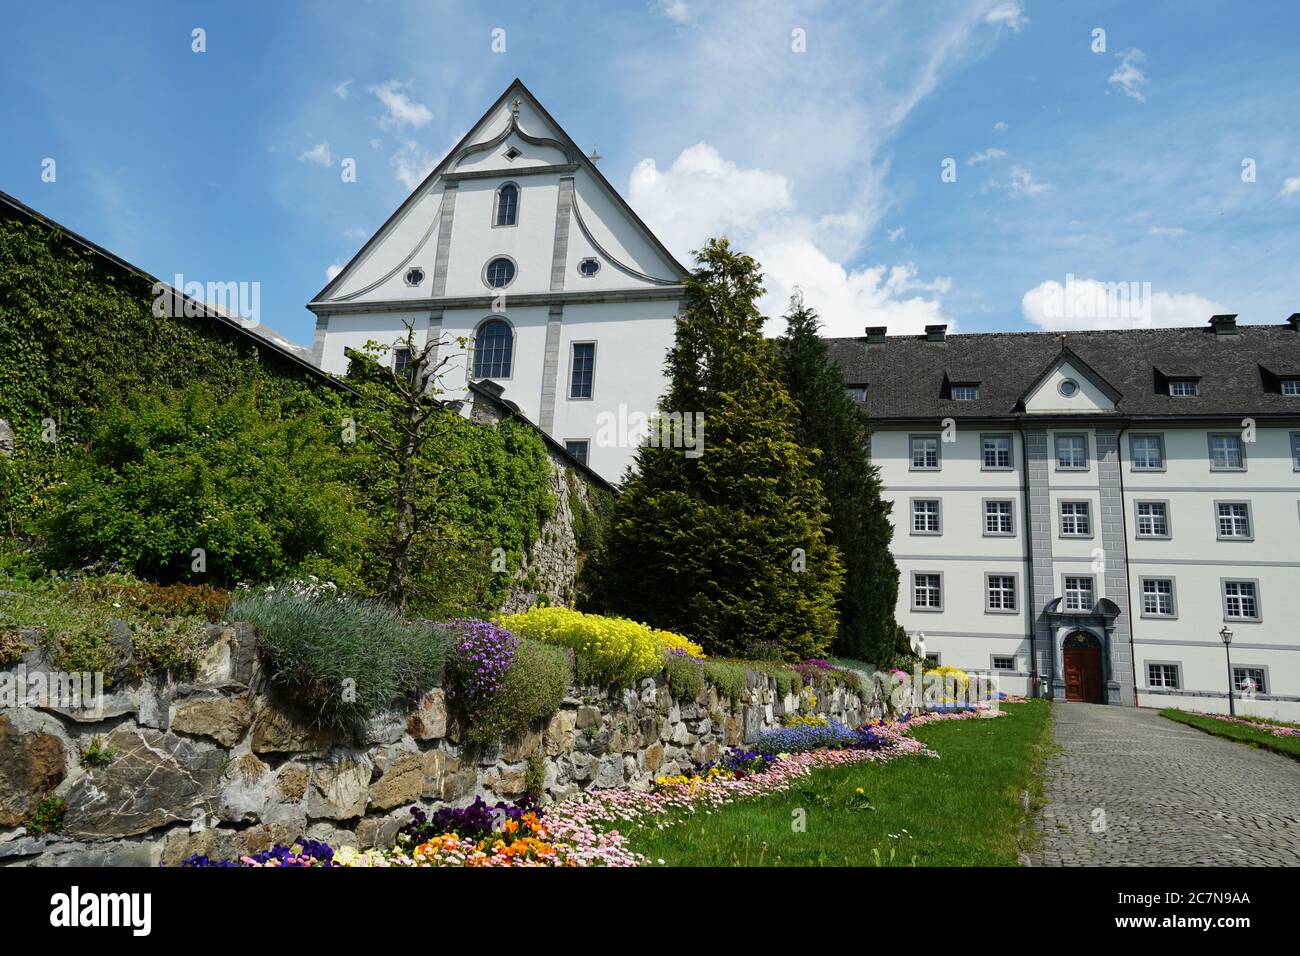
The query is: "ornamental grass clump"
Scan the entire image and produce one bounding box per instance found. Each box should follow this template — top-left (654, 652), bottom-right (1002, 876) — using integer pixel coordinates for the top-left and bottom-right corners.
top-left (664, 652), bottom-right (705, 700)
top-left (229, 587), bottom-right (449, 728)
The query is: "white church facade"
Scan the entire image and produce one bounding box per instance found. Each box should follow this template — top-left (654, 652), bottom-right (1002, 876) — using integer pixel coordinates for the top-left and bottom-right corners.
top-left (309, 79), bottom-right (688, 482)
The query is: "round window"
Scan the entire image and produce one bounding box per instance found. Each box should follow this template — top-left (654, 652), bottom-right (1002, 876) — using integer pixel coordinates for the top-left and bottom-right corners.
top-left (578, 257), bottom-right (600, 277)
top-left (484, 257), bottom-right (516, 289)
top-left (1059, 379), bottom-right (1079, 397)
top-left (404, 267), bottom-right (425, 287)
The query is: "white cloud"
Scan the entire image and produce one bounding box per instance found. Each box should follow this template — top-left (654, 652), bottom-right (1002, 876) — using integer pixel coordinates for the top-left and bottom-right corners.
top-left (985, 164), bottom-right (1048, 197)
top-left (369, 80), bottom-right (433, 128)
top-left (298, 143), bottom-right (334, 166)
top-left (887, 227), bottom-right (905, 242)
top-left (1022, 277), bottom-right (1227, 330)
top-left (993, 121), bottom-right (1008, 132)
top-left (1109, 48), bottom-right (1148, 102)
top-left (1147, 225), bottom-right (1187, 238)
top-left (326, 263), bottom-right (344, 281)
top-left (343, 227), bottom-right (369, 240)
top-left (369, 138), bottom-right (383, 151)
top-left (1278, 176), bottom-right (1300, 199)
top-left (985, 2), bottom-right (1028, 31)
top-left (390, 140), bottom-right (439, 190)
top-left (967, 147), bottom-right (1007, 166)
top-left (654, 0), bottom-right (689, 23)
top-left (629, 143), bottom-right (950, 336)
top-left (333, 79), bottom-right (353, 99)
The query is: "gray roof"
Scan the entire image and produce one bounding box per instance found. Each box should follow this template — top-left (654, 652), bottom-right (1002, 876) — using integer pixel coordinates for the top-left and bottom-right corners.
top-left (826, 321), bottom-right (1300, 421)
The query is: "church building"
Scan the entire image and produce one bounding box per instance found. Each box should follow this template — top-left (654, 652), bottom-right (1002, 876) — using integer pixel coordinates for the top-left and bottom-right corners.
top-left (308, 79), bottom-right (688, 482)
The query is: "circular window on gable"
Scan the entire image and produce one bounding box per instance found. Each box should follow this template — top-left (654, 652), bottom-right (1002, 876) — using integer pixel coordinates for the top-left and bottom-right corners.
top-left (484, 256), bottom-right (517, 289)
top-left (404, 267), bottom-right (425, 287)
top-left (578, 257), bottom-right (600, 277)
top-left (1059, 379), bottom-right (1079, 397)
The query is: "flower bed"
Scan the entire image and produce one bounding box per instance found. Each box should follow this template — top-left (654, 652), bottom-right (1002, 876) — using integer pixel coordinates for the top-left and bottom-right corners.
top-left (175, 709), bottom-right (1001, 868)
top-left (1200, 713), bottom-right (1300, 737)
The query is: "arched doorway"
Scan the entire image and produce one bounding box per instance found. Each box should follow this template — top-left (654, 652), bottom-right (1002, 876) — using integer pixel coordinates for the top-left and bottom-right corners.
top-left (1062, 631), bottom-right (1104, 703)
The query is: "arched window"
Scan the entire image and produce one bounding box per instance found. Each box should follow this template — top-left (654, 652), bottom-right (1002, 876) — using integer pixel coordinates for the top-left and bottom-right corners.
top-left (473, 319), bottom-right (514, 379)
top-left (484, 256), bottom-right (516, 289)
top-left (494, 183), bottom-right (519, 227)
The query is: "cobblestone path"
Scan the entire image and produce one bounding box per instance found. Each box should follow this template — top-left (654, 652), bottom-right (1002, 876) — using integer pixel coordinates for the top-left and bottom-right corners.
top-left (1031, 703), bottom-right (1300, 866)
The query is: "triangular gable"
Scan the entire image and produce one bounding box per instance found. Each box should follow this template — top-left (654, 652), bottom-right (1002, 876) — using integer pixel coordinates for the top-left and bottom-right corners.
top-left (1019, 346), bottom-right (1121, 413)
top-left (311, 79), bottom-right (687, 305)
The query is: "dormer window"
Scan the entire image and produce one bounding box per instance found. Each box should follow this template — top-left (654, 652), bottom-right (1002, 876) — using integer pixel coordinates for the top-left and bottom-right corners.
top-left (1282, 378), bottom-right (1300, 396)
top-left (846, 385), bottom-right (867, 404)
top-left (951, 384), bottom-right (978, 401)
top-left (1168, 379), bottom-right (1199, 397)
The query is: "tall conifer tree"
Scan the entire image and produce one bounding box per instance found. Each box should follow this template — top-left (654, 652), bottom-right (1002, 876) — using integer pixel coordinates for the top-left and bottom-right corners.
top-left (590, 240), bottom-right (842, 660)
top-left (778, 291), bottom-right (900, 663)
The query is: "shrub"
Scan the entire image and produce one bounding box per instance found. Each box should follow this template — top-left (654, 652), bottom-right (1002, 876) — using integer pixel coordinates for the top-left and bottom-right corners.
top-left (497, 607), bottom-right (662, 685)
top-left (80, 735), bottom-right (119, 768)
top-left (702, 660), bottom-right (748, 702)
top-left (744, 660), bottom-right (801, 698)
top-left (26, 795), bottom-right (66, 836)
top-left (43, 384), bottom-right (364, 587)
top-left (653, 628), bottom-right (706, 660)
top-left (459, 638), bottom-right (569, 745)
top-left (129, 616), bottom-right (205, 680)
top-left (664, 653), bottom-right (705, 701)
top-left (229, 588), bottom-right (449, 728)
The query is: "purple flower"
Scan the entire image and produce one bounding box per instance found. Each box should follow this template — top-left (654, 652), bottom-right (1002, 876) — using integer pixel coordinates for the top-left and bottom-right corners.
top-left (440, 619), bottom-right (519, 701)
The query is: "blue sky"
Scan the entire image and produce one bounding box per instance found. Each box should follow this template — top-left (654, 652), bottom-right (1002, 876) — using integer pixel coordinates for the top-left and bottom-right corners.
top-left (3, 0), bottom-right (1298, 346)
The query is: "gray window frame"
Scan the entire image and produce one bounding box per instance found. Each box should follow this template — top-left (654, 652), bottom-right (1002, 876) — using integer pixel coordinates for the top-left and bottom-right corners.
top-left (492, 181), bottom-right (520, 228)
top-left (980, 433), bottom-right (1013, 471)
top-left (1232, 665), bottom-right (1269, 695)
top-left (1145, 661), bottom-right (1181, 689)
top-left (984, 572), bottom-right (1019, 614)
top-left (1058, 499), bottom-right (1093, 538)
top-left (990, 654), bottom-right (1018, 672)
top-left (1054, 432), bottom-right (1089, 471)
top-left (1213, 500), bottom-right (1254, 541)
top-left (1290, 431), bottom-right (1300, 471)
top-left (1207, 432), bottom-right (1247, 471)
top-left (1138, 576), bottom-right (1177, 619)
top-left (1063, 574), bottom-right (1096, 611)
top-left (908, 433), bottom-right (941, 471)
top-left (566, 340), bottom-right (597, 401)
top-left (951, 384), bottom-right (978, 401)
top-left (482, 254), bottom-right (519, 290)
top-left (982, 498), bottom-right (1016, 537)
top-left (563, 439), bottom-right (590, 467)
top-left (1220, 578), bottom-right (1262, 622)
top-left (1129, 433), bottom-right (1166, 472)
top-left (909, 498), bottom-right (943, 536)
top-left (470, 316), bottom-right (515, 381)
top-left (911, 571), bottom-right (944, 612)
top-left (1133, 499), bottom-right (1172, 539)
top-left (1168, 379), bottom-right (1199, 397)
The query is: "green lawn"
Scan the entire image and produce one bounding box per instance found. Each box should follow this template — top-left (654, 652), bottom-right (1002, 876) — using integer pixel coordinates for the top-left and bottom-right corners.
top-left (625, 700), bottom-right (1053, 867)
top-left (1160, 708), bottom-right (1300, 761)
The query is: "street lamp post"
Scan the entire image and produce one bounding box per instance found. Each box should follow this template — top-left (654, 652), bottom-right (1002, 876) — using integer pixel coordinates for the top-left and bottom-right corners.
top-left (1220, 626), bottom-right (1235, 717)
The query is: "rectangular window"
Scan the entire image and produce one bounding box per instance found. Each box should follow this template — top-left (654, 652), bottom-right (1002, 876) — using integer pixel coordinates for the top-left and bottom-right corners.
top-left (1291, 432), bottom-right (1300, 470)
top-left (845, 385), bottom-right (867, 404)
top-left (1233, 667), bottom-right (1266, 694)
top-left (1064, 576), bottom-right (1094, 611)
top-left (912, 573), bottom-right (942, 611)
top-left (911, 499), bottom-right (941, 534)
top-left (1282, 379), bottom-right (1300, 396)
top-left (1222, 580), bottom-right (1259, 620)
top-left (1209, 433), bottom-right (1245, 470)
top-left (1168, 379), bottom-right (1199, 397)
top-left (984, 500), bottom-right (1014, 535)
top-left (986, 575), bottom-right (1017, 612)
top-left (1147, 663), bottom-right (1180, 689)
top-left (393, 347), bottom-right (413, 384)
top-left (564, 440), bottom-right (589, 467)
top-left (569, 342), bottom-right (595, 399)
top-left (924, 652), bottom-right (941, 665)
top-left (1141, 578), bottom-right (1175, 617)
top-left (1055, 434), bottom-right (1088, 469)
top-left (981, 434), bottom-right (1012, 469)
top-left (1059, 501), bottom-right (1091, 537)
top-left (910, 435), bottom-right (940, 470)
top-left (992, 655), bottom-right (1016, 671)
top-left (1130, 434), bottom-right (1165, 470)
top-left (1216, 502), bottom-right (1251, 539)
top-left (952, 384), bottom-right (978, 401)
top-left (1135, 502), bottom-right (1169, 538)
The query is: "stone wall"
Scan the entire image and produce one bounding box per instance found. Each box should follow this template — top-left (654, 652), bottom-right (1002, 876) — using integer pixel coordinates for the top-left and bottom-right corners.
top-left (0, 622), bottom-right (865, 867)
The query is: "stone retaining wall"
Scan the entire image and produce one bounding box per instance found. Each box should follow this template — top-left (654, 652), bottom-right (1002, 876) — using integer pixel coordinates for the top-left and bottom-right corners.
top-left (0, 623), bottom-right (865, 866)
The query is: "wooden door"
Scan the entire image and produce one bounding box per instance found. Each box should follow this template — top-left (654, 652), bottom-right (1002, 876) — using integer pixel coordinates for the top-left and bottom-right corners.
top-left (1064, 643), bottom-right (1104, 703)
